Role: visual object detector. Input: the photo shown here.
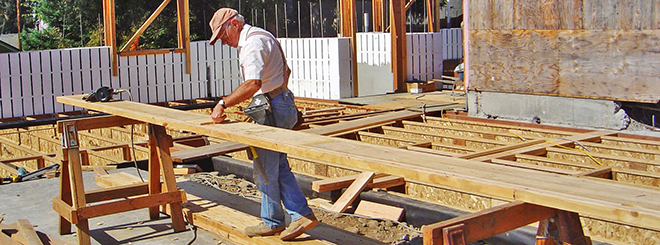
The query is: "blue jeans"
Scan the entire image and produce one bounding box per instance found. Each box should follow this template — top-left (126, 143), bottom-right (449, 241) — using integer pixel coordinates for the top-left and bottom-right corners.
top-left (253, 90), bottom-right (312, 228)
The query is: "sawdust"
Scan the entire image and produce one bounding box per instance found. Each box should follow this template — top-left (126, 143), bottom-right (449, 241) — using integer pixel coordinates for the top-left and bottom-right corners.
top-left (189, 173), bottom-right (422, 245)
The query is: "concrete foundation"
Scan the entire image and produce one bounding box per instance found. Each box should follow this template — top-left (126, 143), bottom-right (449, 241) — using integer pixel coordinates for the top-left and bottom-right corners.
top-left (467, 91), bottom-right (631, 130)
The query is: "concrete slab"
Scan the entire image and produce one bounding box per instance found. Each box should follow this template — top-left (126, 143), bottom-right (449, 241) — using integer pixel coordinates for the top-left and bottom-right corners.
top-left (0, 168), bottom-right (233, 245)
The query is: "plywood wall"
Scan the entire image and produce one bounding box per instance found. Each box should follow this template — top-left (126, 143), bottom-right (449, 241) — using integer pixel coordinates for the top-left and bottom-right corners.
top-left (468, 0), bottom-right (660, 102)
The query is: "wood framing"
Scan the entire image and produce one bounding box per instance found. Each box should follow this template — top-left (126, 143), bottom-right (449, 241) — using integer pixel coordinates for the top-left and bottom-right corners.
top-left (338, 0), bottom-right (359, 96)
top-left (372, 0), bottom-right (384, 32)
top-left (391, 0), bottom-right (407, 92)
top-left (102, 0), bottom-right (191, 76)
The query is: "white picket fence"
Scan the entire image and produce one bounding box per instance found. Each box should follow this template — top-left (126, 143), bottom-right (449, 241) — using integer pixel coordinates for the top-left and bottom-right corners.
top-left (355, 28), bottom-right (462, 95)
top-left (0, 29), bottom-right (462, 119)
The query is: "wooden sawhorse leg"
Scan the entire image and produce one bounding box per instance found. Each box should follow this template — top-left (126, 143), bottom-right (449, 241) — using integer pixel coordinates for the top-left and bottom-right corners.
top-left (60, 121), bottom-right (91, 245)
top-left (149, 124), bottom-right (186, 232)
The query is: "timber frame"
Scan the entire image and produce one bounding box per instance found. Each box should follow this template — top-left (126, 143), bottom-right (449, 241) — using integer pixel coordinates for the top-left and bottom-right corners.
top-left (102, 0), bottom-right (191, 76)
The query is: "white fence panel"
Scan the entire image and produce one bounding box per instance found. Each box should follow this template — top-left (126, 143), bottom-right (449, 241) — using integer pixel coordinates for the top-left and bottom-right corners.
top-left (0, 30), bottom-right (460, 119)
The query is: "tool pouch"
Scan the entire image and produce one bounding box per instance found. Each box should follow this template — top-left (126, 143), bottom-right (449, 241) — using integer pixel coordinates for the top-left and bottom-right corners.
top-left (243, 94), bottom-right (274, 126)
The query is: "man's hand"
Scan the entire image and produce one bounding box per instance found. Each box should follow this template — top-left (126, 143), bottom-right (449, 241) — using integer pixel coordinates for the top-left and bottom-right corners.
top-left (211, 104), bottom-right (227, 123)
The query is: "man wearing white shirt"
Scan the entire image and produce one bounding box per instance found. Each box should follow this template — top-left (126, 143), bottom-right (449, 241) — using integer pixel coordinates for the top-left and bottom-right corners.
top-left (208, 8), bottom-right (317, 241)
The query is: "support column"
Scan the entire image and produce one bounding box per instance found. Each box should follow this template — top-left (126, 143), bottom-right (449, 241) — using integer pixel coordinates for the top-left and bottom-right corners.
top-left (391, 0), bottom-right (407, 92)
top-left (339, 0), bottom-right (358, 97)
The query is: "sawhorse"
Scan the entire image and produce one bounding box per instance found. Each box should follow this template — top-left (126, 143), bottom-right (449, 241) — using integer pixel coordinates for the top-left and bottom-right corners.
top-left (52, 118), bottom-right (187, 245)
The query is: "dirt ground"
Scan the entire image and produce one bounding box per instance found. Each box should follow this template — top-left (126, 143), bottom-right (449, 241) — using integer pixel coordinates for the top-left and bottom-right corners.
top-left (188, 173), bottom-right (423, 245)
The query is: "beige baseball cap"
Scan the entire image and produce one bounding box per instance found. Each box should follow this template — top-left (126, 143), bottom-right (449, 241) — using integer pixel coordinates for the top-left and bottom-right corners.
top-left (209, 8), bottom-right (238, 45)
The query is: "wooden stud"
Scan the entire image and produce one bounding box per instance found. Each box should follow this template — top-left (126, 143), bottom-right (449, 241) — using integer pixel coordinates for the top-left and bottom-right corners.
top-left (426, 0), bottom-right (434, 32)
top-left (338, 0), bottom-right (358, 96)
top-left (372, 0), bottom-right (384, 32)
top-left (77, 191), bottom-right (185, 219)
top-left (58, 149), bottom-right (72, 235)
top-left (329, 171), bottom-right (375, 213)
top-left (391, 0), bottom-right (407, 92)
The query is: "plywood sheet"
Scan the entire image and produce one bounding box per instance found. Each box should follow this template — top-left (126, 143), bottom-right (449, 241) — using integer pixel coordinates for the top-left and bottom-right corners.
top-left (469, 29), bottom-right (660, 102)
top-left (469, 30), bottom-right (559, 93)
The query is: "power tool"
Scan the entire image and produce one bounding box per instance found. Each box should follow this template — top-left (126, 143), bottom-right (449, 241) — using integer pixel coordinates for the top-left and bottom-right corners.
top-left (1, 164), bottom-right (60, 184)
top-left (83, 86), bottom-right (122, 102)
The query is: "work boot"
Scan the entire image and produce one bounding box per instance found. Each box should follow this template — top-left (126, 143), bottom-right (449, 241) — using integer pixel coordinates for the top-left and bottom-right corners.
top-left (244, 222), bottom-right (285, 237)
top-left (280, 213), bottom-right (318, 241)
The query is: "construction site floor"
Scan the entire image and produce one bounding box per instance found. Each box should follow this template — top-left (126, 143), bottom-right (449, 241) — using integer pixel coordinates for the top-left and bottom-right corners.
top-left (0, 168), bottom-right (234, 245)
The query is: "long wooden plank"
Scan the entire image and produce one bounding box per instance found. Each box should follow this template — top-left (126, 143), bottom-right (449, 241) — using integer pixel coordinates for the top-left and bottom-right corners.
top-left (56, 95), bottom-right (660, 231)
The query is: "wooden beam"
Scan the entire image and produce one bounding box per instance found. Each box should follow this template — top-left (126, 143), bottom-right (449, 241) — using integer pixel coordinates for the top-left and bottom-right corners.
top-left (329, 172), bottom-right (375, 213)
top-left (391, 0), bottom-right (407, 92)
top-left (426, 0), bottom-right (434, 32)
top-left (176, 0), bottom-right (191, 74)
top-left (338, 0), bottom-right (358, 96)
top-left (103, 0), bottom-right (118, 76)
top-left (460, 139), bottom-right (545, 159)
top-left (118, 48), bottom-right (185, 56)
top-left (77, 190), bottom-right (185, 219)
top-left (52, 198), bottom-right (79, 224)
top-left (312, 173), bottom-right (399, 192)
top-left (422, 201), bottom-right (557, 245)
top-left (85, 182), bottom-right (150, 203)
top-left (372, 0), bottom-right (384, 32)
top-left (119, 0), bottom-right (172, 52)
top-left (56, 95), bottom-right (660, 231)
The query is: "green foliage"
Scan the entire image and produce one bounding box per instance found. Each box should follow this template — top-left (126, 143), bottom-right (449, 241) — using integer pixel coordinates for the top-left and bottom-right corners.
top-left (19, 27), bottom-right (69, 50)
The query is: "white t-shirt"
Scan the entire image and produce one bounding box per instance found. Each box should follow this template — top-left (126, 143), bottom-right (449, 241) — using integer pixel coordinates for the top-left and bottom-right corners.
top-left (237, 24), bottom-right (285, 96)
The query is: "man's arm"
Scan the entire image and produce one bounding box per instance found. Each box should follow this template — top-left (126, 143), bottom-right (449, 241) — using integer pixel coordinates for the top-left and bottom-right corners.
top-left (211, 79), bottom-right (262, 123)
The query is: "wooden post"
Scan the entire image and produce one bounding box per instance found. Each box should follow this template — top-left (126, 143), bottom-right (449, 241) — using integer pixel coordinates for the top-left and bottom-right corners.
top-left (372, 0), bottom-right (384, 32)
top-left (426, 0), bottom-right (434, 32)
top-left (103, 0), bottom-right (118, 76)
top-left (339, 0), bottom-right (358, 97)
top-left (176, 0), bottom-right (191, 74)
top-left (149, 124), bottom-right (186, 231)
top-left (15, 0), bottom-right (21, 50)
top-left (391, 0), bottom-right (407, 92)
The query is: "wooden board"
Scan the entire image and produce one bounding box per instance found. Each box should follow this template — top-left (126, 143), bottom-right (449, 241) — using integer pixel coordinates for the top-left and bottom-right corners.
top-left (469, 29), bottom-right (660, 102)
top-left (354, 200), bottom-right (405, 221)
top-left (329, 171), bottom-right (375, 213)
top-left (57, 95), bottom-right (660, 231)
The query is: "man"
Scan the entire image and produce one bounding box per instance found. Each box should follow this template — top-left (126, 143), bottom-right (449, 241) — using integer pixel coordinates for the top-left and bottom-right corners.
top-left (208, 8), bottom-right (318, 241)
